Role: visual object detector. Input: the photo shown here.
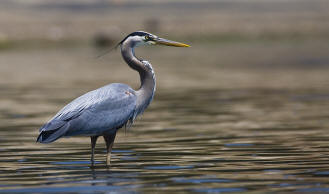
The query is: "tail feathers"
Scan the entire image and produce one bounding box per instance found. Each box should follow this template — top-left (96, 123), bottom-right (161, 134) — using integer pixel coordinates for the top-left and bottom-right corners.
top-left (37, 121), bottom-right (70, 143)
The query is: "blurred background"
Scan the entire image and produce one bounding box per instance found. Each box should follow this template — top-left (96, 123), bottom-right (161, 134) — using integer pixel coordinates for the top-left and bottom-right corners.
top-left (0, 0), bottom-right (328, 89)
top-left (0, 0), bottom-right (329, 193)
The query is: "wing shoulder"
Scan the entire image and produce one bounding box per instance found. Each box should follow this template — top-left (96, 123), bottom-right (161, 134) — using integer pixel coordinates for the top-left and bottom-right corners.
top-left (40, 83), bottom-right (137, 131)
top-left (56, 83), bottom-right (135, 117)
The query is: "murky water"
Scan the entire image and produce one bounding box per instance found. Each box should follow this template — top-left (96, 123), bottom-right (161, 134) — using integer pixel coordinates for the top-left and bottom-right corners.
top-left (1, 43), bottom-right (329, 193)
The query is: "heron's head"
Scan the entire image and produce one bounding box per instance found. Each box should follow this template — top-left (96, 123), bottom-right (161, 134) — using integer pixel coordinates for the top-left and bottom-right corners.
top-left (119, 31), bottom-right (190, 48)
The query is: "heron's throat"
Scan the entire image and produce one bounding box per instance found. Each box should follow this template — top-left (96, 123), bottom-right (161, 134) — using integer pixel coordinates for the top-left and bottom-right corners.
top-left (120, 41), bottom-right (156, 116)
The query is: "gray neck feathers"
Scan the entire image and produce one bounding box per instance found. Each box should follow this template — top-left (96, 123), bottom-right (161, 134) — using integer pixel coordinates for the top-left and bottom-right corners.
top-left (120, 39), bottom-right (156, 117)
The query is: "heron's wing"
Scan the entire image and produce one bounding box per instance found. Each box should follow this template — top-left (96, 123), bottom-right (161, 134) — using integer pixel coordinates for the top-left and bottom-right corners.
top-left (37, 83), bottom-right (137, 143)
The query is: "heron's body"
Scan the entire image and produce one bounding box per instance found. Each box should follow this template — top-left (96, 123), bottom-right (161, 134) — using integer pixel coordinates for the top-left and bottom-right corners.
top-left (37, 31), bottom-right (189, 166)
top-left (38, 83), bottom-right (137, 140)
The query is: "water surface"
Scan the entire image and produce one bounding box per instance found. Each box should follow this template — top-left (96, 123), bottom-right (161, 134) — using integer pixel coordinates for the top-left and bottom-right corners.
top-left (0, 44), bottom-right (329, 193)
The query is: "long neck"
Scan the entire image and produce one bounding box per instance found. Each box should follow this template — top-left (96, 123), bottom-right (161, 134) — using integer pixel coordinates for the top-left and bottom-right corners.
top-left (121, 41), bottom-right (156, 116)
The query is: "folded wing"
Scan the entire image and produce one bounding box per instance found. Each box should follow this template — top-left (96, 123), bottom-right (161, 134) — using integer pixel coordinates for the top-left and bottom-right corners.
top-left (37, 83), bottom-right (137, 143)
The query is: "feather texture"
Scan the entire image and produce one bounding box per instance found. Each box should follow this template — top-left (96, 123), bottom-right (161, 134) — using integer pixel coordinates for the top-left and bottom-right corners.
top-left (37, 83), bottom-right (137, 143)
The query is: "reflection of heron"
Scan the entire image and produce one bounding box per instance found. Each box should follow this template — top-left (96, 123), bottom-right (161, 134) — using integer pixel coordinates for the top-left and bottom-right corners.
top-left (37, 31), bottom-right (190, 166)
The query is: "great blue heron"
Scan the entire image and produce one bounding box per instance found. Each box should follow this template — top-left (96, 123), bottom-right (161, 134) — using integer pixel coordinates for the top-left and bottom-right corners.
top-left (37, 31), bottom-right (190, 166)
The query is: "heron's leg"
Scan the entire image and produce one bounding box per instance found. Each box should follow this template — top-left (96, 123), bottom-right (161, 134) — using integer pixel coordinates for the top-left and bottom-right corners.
top-left (90, 136), bottom-right (99, 166)
top-left (103, 133), bottom-right (117, 166)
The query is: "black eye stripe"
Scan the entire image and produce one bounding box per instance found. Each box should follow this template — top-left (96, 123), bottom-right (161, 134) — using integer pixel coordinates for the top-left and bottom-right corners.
top-left (119, 31), bottom-right (155, 45)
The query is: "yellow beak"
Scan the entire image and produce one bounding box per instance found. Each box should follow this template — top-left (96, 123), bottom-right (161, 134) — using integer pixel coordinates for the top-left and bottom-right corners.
top-left (154, 38), bottom-right (190, 47)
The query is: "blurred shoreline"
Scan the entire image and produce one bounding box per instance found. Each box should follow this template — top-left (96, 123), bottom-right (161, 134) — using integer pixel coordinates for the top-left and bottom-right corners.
top-left (0, 0), bottom-right (328, 91)
top-left (0, 0), bottom-right (328, 49)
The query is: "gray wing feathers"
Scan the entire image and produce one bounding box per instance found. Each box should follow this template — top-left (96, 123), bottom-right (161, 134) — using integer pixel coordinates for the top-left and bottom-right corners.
top-left (37, 83), bottom-right (137, 143)
top-left (37, 122), bottom-right (70, 143)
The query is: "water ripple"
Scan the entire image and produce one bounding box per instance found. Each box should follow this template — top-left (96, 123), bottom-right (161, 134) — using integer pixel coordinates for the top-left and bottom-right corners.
top-left (1, 87), bottom-right (329, 193)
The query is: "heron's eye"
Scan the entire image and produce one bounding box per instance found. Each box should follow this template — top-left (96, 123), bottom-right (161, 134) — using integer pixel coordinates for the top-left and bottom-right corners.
top-left (145, 35), bottom-right (151, 41)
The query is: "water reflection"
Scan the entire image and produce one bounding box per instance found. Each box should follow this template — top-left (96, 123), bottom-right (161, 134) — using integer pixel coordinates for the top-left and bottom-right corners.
top-left (0, 83), bottom-right (329, 193)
